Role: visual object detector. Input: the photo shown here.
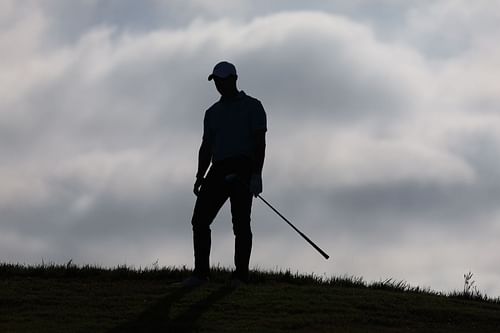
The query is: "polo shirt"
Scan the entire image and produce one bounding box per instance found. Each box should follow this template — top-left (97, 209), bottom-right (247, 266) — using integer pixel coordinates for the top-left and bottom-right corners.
top-left (203, 91), bottom-right (267, 162)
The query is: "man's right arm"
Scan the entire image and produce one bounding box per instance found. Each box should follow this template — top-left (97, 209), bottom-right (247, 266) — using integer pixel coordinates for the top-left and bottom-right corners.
top-left (196, 138), bottom-right (212, 180)
top-left (194, 109), bottom-right (213, 196)
top-left (194, 139), bottom-right (212, 196)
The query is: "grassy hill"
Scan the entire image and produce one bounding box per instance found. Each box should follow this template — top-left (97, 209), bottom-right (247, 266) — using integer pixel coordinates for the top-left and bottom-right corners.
top-left (1, 263), bottom-right (499, 332)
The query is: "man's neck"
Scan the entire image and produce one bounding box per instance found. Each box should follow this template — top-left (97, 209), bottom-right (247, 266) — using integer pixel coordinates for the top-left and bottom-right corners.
top-left (221, 89), bottom-right (240, 99)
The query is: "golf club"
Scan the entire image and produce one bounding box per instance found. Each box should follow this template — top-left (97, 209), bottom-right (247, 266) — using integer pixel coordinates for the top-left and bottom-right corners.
top-left (225, 174), bottom-right (330, 260)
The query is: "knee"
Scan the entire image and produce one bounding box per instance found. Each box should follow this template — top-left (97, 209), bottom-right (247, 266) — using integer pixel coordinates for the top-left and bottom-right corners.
top-left (191, 214), bottom-right (211, 233)
top-left (192, 224), bottom-right (211, 240)
top-left (232, 220), bottom-right (252, 237)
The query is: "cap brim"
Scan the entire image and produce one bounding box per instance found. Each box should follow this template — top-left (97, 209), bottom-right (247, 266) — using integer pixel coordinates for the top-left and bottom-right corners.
top-left (208, 74), bottom-right (226, 81)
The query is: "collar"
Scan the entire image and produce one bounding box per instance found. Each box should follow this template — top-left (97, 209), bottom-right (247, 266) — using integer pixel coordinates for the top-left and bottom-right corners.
top-left (220, 90), bottom-right (246, 103)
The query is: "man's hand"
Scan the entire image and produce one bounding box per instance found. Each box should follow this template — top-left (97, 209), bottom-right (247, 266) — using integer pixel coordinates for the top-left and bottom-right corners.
top-left (249, 174), bottom-right (262, 197)
top-left (193, 177), bottom-right (204, 196)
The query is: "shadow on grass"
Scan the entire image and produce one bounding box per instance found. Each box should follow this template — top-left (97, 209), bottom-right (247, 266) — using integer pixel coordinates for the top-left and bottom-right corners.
top-left (109, 285), bottom-right (235, 332)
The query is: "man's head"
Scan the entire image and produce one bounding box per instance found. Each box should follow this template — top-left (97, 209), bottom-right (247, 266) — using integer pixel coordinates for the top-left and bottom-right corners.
top-left (208, 61), bottom-right (238, 97)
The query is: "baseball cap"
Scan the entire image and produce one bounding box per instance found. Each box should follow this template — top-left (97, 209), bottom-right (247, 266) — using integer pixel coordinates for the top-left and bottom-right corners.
top-left (208, 61), bottom-right (237, 81)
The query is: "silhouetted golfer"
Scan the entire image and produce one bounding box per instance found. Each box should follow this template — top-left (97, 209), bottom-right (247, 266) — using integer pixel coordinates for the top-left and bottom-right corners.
top-left (183, 61), bottom-right (267, 287)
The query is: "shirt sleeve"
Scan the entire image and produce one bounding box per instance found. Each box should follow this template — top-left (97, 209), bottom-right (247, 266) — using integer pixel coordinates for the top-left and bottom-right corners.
top-left (251, 100), bottom-right (267, 132)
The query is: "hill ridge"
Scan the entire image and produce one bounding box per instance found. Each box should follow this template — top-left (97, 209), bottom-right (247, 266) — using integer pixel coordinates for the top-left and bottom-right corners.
top-left (1, 263), bottom-right (499, 332)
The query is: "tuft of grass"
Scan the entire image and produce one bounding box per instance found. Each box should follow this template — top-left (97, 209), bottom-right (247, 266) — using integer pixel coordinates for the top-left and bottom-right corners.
top-left (0, 261), bottom-right (191, 281)
top-left (448, 271), bottom-right (495, 303)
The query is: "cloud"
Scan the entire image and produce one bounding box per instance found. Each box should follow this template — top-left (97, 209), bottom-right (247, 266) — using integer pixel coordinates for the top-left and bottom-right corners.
top-left (268, 122), bottom-right (476, 189)
top-left (403, 0), bottom-right (500, 57)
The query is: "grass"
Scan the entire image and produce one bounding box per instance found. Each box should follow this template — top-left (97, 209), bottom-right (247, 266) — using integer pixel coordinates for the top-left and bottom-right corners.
top-left (1, 262), bottom-right (499, 332)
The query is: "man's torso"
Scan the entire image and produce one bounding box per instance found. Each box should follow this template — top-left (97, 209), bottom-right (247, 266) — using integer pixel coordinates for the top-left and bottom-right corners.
top-left (204, 91), bottom-right (266, 162)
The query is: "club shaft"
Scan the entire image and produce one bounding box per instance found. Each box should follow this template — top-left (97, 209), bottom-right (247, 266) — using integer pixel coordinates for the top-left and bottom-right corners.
top-left (257, 194), bottom-right (330, 260)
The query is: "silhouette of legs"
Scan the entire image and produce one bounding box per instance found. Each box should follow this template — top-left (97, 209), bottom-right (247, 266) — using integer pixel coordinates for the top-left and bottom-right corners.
top-left (190, 158), bottom-right (253, 279)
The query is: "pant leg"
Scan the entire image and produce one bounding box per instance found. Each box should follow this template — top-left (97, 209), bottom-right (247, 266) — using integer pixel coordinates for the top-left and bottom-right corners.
top-left (191, 167), bottom-right (228, 278)
top-left (229, 175), bottom-right (253, 281)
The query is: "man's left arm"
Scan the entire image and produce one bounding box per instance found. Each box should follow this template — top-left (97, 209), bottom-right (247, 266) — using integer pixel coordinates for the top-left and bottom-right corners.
top-left (250, 129), bottom-right (266, 197)
top-left (249, 100), bottom-right (267, 197)
top-left (252, 129), bottom-right (266, 176)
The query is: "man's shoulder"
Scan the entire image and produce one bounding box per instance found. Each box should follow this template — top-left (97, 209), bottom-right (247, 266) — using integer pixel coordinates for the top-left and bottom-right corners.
top-left (240, 92), bottom-right (264, 110)
top-left (205, 100), bottom-right (222, 115)
top-left (241, 91), bottom-right (261, 103)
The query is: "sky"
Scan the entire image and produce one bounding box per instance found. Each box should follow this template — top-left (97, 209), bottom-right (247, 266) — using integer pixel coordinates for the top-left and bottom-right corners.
top-left (2, 0), bottom-right (500, 296)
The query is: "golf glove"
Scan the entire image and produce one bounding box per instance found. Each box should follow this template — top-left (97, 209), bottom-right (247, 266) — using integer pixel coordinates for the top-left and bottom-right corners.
top-left (249, 174), bottom-right (262, 197)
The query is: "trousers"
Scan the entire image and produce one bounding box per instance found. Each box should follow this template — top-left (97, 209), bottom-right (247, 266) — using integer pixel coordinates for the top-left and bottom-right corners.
top-left (191, 157), bottom-right (253, 281)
